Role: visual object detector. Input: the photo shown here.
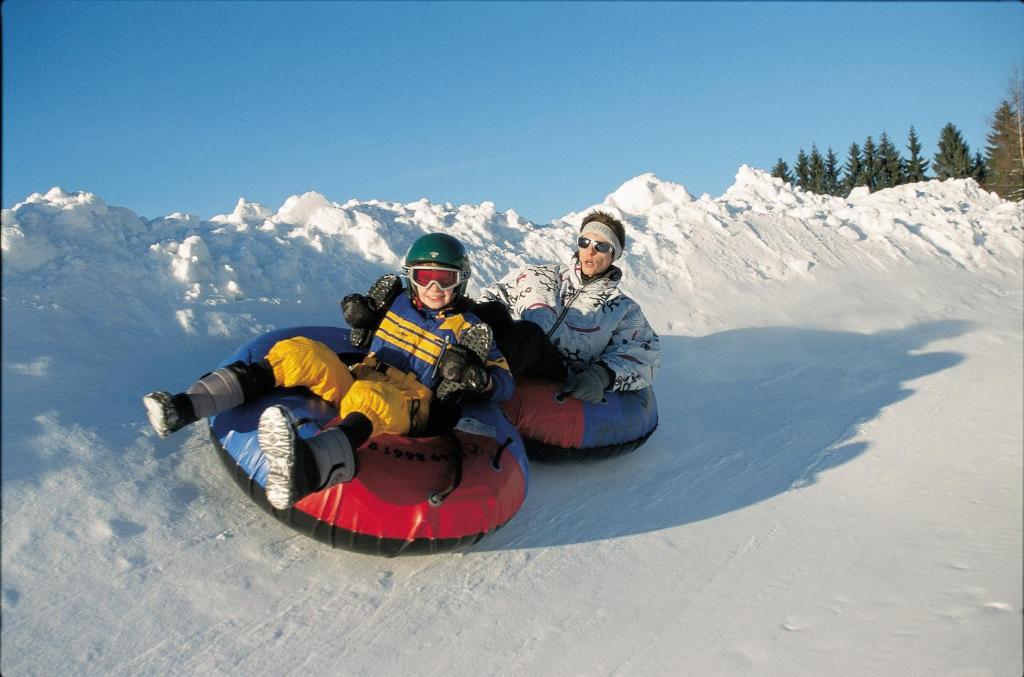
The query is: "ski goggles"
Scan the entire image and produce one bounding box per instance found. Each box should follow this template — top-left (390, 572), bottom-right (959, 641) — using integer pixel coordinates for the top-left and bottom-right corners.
top-left (405, 265), bottom-right (467, 291)
top-left (577, 236), bottom-right (615, 254)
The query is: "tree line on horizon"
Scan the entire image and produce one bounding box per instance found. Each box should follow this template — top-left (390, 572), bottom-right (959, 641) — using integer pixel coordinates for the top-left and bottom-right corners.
top-left (770, 82), bottom-right (1023, 201)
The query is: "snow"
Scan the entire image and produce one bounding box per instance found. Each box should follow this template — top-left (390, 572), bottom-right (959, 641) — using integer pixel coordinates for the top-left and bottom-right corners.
top-left (2, 167), bottom-right (1022, 676)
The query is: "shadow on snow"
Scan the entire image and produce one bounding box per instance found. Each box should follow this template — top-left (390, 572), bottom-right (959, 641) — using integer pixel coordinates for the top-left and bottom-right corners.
top-left (477, 319), bottom-right (970, 552)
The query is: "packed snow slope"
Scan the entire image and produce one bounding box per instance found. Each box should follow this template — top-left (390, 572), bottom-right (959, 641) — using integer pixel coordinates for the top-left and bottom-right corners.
top-left (2, 167), bottom-right (1022, 676)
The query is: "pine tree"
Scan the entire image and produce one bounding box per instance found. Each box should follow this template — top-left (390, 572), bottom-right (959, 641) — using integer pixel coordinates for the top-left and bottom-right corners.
top-left (771, 158), bottom-right (795, 185)
top-left (861, 135), bottom-right (879, 191)
top-left (843, 142), bottom-right (864, 195)
top-left (933, 123), bottom-right (974, 179)
top-left (808, 144), bottom-right (826, 194)
top-left (794, 149), bottom-right (811, 189)
top-left (983, 99), bottom-right (1024, 201)
top-left (876, 132), bottom-right (904, 189)
top-left (971, 152), bottom-right (988, 183)
top-left (823, 147), bottom-right (841, 195)
top-left (905, 126), bottom-right (929, 183)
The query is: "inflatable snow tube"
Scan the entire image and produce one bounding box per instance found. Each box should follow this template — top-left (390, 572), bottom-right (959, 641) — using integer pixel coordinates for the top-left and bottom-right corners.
top-left (208, 326), bottom-right (529, 557)
top-left (502, 377), bottom-right (658, 463)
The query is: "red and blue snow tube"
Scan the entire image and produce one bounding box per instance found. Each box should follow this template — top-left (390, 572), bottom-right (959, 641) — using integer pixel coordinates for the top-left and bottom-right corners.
top-left (208, 326), bottom-right (529, 557)
top-left (502, 378), bottom-right (658, 462)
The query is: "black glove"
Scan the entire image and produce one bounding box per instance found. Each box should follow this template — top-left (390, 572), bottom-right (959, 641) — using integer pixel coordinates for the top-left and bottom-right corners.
top-left (342, 294), bottom-right (379, 329)
top-left (341, 274), bottom-right (405, 348)
top-left (437, 344), bottom-right (489, 392)
top-left (435, 323), bottom-right (494, 403)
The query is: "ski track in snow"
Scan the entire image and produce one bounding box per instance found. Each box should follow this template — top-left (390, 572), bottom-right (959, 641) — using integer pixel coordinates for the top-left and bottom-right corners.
top-left (2, 169), bottom-right (1022, 676)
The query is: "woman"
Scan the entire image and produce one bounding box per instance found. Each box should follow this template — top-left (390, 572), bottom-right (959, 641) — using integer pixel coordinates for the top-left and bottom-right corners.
top-left (479, 210), bottom-right (660, 402)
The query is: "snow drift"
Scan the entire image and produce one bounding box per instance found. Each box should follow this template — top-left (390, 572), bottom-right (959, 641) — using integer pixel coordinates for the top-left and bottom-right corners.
top-left (4, 167), bottom-right (1020, 339)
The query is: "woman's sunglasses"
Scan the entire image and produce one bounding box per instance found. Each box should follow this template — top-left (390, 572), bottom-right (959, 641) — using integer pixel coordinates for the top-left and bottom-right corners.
top-left (405, 265), bottom-right (466, 291)
top-left (577, 236), bottom-right (614, 254)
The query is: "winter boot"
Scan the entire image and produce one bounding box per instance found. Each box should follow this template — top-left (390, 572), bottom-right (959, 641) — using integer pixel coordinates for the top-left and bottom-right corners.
top-left (144, 360), bottom-right (275, 438)
top-left (186, 360), bottom-right (274, 418)
top-left (436, 323), bottom-right (493, 402)
top-left (366, 273), bottom-right (404, 311)
top-left (143, 391), bottom-right (198, 438)
top-left (259, 405), bottom-right (359, 510)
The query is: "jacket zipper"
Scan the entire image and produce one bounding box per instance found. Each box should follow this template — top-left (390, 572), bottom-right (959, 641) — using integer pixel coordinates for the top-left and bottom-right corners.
top-left (431, 334), bottom-right (451, 381)
top-left (547, 287), bottom-right (583, 339)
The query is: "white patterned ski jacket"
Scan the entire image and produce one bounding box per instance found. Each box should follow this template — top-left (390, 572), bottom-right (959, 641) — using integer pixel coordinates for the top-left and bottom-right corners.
top-left (480, 262), bottom-right (660, 391)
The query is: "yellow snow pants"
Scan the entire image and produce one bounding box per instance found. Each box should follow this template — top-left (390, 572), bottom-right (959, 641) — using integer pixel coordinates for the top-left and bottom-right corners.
top-left (265, 336), bottom-right (432, 437)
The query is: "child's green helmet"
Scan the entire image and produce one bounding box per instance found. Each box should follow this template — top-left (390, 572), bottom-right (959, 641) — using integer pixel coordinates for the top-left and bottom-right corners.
top-left (402, 233), bottom-right (472, 297)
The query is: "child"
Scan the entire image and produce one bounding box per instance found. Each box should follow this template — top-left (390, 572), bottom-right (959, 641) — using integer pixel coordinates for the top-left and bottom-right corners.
top-left (144, 233), bottom-right (512, 509)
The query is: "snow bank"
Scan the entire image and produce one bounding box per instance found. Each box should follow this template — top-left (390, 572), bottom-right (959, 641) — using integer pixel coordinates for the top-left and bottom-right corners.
top-left (4, 168), bottom-right (1020, 339)
top-left (4, 170), bottom-right (1018, 292)
top-left (556, 167), bottom-right (1022, 307)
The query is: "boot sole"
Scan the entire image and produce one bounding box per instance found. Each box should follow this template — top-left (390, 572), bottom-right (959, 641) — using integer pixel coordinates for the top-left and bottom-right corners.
top-left (143, 391), bottom-right (175, 438)
top-left (460, 323), bottom-right (493, 363)
top-left (259, 406), bottom-right (299, 510)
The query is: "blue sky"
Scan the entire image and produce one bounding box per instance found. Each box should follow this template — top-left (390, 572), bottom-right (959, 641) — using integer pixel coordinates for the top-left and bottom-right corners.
top-left (3, 1), bottom-right (1022, 224)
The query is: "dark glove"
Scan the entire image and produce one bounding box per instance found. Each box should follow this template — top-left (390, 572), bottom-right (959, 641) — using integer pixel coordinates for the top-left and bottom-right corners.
top-left (341, 274), bottom-right (405, 348)
top-left (435, 323), bottom-right (494, 403)
top-left (565, 364), bottom-right (611, 403)
top-left (342, 294), bottom-right (379, 329)
top-left (342, 294), bottom-right (378, 348)
top-left (437, 344), bottom-right (489, 393)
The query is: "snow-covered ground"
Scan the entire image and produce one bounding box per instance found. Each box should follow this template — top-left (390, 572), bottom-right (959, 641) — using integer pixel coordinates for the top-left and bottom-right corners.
top-left (2, 168), bottom-right (1021, 675)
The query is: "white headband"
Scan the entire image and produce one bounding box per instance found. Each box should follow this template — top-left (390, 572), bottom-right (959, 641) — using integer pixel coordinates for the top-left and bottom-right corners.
top-left (580, 222), bottom-right (623, 261)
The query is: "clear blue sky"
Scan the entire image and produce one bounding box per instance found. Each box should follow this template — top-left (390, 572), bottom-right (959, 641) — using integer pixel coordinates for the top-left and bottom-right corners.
top-left (3, 1), bottom-right (1022, 223)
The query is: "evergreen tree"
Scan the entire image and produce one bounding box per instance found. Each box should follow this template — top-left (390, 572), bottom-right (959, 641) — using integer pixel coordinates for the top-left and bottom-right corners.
top-left (794, 149), bottom-right (811, 189)
top-left (808, 144), bottom-right (826, 193)
top-left (905, 126), bottom-right (929, 183)
top-left (823, 147), bottom-right (841, 195)
top-left (933, 122), bottom-right (973, 179)
top-left (843, 142), bottom-right (864, 195)
top-left (971, 152), bottom-right (988, 183)
top-left (876, 132), bottom-right (904, 189)
top-left (860, 135), bottom-right (879, 191)
top-left (983, 99), bottom-right (1024, 200)
top-left (771, 158), bottom-right (795, 185)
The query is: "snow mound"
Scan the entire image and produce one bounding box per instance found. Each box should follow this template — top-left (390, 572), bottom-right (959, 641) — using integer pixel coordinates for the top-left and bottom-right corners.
top-left (209, 198), bottom-right (274, 227)
top-left (594, 167), bottom-right (1020, 293)
top-left (1, 186), bottom-right (568, 336)
top-left (604, 172), bottom-right (694, 215)
top-left (3, 171), bottom-right (1021, 338)
top-left (274, 191), bottom-right (334, 226)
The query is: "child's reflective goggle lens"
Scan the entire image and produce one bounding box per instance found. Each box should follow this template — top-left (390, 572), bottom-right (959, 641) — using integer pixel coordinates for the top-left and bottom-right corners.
top-left (577, 236), bottom-right (614, 254)
top-left (408, 266), bottom-right (463, 290)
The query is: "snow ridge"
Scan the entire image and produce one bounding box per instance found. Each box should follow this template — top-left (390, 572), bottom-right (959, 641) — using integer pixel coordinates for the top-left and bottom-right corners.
top-left (3, 167), bottom-right (1021, 337)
